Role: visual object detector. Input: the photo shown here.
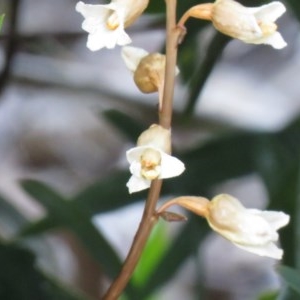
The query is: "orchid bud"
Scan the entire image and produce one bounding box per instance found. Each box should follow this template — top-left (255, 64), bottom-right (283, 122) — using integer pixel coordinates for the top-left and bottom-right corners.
top-left (134, 53), bottom-right (166, 94)
top-left (137, 124), bottom-right (171, 154)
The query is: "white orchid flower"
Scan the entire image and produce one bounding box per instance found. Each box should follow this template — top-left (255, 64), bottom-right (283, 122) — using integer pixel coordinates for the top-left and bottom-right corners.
top-left (206, 194), bottom-right (290, 259)
top-left (211, 0), bottom-right (287, 49)
top-left (76, 0), bottom-right (149, 51)
top-left (126, 125), bottom-right (185, 193)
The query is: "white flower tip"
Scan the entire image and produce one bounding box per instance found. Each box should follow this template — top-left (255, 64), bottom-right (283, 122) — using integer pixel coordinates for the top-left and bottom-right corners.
top-left (159, 152), bottom-right (185, 179)
top-left (126, 175), bottom-right (150, 193)
top-left (75, 1), bottom-right (84, 13)
top-left (235, 241), bottom-right (284, 260)
top-left (271, 1), bottom-right (286, 18)
top-left (266, 32), bottom-right (287, 49)
top-left (121, 46), bottom-right (149, 72)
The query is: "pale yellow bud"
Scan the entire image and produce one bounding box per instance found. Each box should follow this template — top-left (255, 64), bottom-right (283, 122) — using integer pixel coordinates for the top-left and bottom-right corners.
top-left (137, 124), bottom-right (171, 154)
top-left (134, 53), bottom-right (166, 94)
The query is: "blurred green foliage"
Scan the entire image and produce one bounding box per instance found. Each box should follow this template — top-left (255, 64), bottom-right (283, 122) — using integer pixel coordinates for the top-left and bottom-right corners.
top-left (1, 0), bottom-right (300, 299)
top-left (0, 14), bottom-right (4, 30)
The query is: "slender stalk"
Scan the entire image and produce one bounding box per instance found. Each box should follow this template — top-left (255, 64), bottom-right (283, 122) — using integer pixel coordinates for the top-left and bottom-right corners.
top-left (102, 180), bottom-right (162, 300)
top-left (102, 1), bottom-right (181, 299)
top-left (160, 0), bottom-right (180, 129)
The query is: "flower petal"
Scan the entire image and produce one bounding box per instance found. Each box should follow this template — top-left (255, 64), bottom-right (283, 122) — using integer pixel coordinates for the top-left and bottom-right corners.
top-left (126, 146), bottom-right (149, 164)
top-left (252, 2), bottom-right (286, 23)
top-left (248, 209), bottom-right (290, 230)
top-left (122, 46), bottom-right (149, 72)
top-left (261, 32), bottom-right (287, 49)
top-left (126, 175), bottom-right (150, 193)
top-left (159, 151), bottom-right (185, 179)
top-left (76, 2), bottom-right (111, 19)
top-left (129, 160), bottom-right (142, 177)
top-left (234, 241), bottom-right (283, 259)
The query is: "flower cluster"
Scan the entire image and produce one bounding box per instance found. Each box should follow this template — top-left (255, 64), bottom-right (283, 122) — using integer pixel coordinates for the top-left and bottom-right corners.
top-left (76, 0), bottom-right (290, 261)
top-left (76, 0), bottom-right (287, 51)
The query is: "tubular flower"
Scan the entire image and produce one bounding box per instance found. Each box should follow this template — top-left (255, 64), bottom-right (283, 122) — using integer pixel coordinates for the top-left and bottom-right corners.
top-left (206, 194), bottom-right (290, 259)
top-left (180, 0), bottom-right (287, 49)
top-left (76, 0), bottom-right (149, 51)
top-left (126, 124), bottom-right (185, 193)
top-left (211, 0), bottom-right (287, 49)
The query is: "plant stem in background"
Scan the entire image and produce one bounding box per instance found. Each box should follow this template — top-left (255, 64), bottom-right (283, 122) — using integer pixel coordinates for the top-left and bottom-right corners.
top-left (102, 0), bottom-right (182, 299)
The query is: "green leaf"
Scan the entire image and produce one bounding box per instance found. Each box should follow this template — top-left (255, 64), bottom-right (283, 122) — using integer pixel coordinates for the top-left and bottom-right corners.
top-left (0, 194), bottom-right (28, 237)
top-left (74, 171), bottom-right (145, 214)
top-left (138, 215), bottom-right (209, 298)
top-left (0, 14), bottom-right (4, 31)
top-left (0, 242), bottom-right (89, 300)
top-left (183, 32), bottom-right (230, 116)
top-left (131, 221), bottom-right (170, 288)
top-left (163, 132), bottom-right (260, 195)
top-left (19, 217), bottom-right (58, 237)
top-left (277, 265), bottom-right (300, 295)
top-left (20, 180), bottom-right (123, 281)
top-left (257, 290), bottom-right (279, 300)
top-left (103, 110), bottom-right (145, 143)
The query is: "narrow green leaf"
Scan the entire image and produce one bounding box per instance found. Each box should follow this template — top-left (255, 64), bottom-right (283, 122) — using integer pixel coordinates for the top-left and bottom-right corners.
top-left (19, 218), bottom-right (58, 237)
top-left (103, 110), bottom-right (145, 143)
top-left (257, 290), bottom-right (279, 300)
top-left (20, 180), bottom-right (123, 280)
top-left (131, 221), bottom-right (170, 288)
top-left (74, 171), bottom-right (145, 214)
top-left (0, 14), bottom-right (4, 31)
top-left (277, 265), bottom-right (300, 295)
top-left (183, 32), bottom-right (230, 116)
top-left (0, 194), bottom-right (27, 236)
top-left (0, 242), bottom-right (90, 300)
top-left (138, 215), bottom-right (209, 298)
top-left (164, 132), bottom-right (260, 195)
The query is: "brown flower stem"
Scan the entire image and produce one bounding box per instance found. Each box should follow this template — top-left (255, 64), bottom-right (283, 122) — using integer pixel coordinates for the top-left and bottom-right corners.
top-left (102, 0), bottom-right (181, 299)
top-left (177, 4), bottom-right (213, 28)
top-left (102, 180), bottom-right (162, 300)
top-left (159, 0), bottom-right (181, 129)
top-left (157, 196), bottom-right (210, 217)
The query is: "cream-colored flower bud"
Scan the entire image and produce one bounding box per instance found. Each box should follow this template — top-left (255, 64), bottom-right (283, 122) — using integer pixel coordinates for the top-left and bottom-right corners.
top-left (206, 194), bottom-right (289, 259)
top-left (122, 46), bottom-right (179, 108)
top-left (134, 53), bottom-right (166, 94)
top-left (137, 124), bottom-right (171, 154)
top-left (211, 0), bottom-right (286, 49)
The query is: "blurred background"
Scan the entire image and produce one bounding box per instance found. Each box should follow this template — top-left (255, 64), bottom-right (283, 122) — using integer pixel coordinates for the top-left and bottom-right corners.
top-left (0, 0), bottom-right (300, 299)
